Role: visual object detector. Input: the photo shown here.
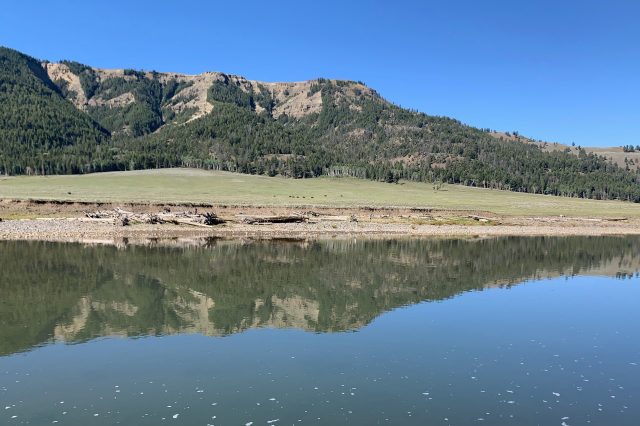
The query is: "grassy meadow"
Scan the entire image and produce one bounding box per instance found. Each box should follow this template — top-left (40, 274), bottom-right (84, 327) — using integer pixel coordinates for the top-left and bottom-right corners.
top-left (1, 168), bottom-right (639, 217)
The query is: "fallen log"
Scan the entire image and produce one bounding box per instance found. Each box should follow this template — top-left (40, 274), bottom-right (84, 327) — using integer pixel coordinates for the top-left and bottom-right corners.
top-left (114, 207), bottom-right (135, 216)
top-left (239, 214), bottom-right (308, 224)
top-left (203, 212), bottom-right (225, 225)
top-left (468, 215), bottom-right (492, 222)
top-left (146, 214), bottom-right (164, 224)
top-left (173, 219), bottom-right (215, 228)
top-left (84, 210), bottom-right (113, 219)
top-left (318, 215), bottom-right (352, 222)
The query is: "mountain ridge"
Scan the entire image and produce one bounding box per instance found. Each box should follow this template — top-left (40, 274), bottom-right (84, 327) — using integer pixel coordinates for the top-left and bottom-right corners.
top-left (43, 61), bottom-right (376, 125)
top-left (1, 45), bottom-right (640, 202)
top-left (41, 59), bottom-right (640, 166)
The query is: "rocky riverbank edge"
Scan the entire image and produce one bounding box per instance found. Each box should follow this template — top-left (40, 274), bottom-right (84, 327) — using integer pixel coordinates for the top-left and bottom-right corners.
top-left (1, 200), bottom-right (638, 244)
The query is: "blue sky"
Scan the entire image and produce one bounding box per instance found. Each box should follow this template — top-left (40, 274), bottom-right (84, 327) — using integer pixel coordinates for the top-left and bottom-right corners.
top-left (1, 0), bottom-right (638, 147)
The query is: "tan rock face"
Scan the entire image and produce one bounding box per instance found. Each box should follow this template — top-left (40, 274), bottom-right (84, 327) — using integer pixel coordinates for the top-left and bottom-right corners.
top-left (44, 62), bottom-right (87, 108)
top-left (159, 73), bottom-right (332, 121)
top-left (264, 81), bottom-right (324, 118)
top-left (44, 61), bottom-right (382, 128)
top-left (44, 64), bottom-right (139, 111)
top-left (88, 91), bottom-right (135, 108)
top-left (157, 71), bottom-right (219, 121)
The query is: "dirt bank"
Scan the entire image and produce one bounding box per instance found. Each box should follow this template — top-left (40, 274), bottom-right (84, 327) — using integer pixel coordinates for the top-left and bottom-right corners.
top-left (0, 199), bottom-right (638, 243)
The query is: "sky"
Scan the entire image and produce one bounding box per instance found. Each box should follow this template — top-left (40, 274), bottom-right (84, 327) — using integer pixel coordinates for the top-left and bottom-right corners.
top-left (1, 0), bottom-right (638, 147)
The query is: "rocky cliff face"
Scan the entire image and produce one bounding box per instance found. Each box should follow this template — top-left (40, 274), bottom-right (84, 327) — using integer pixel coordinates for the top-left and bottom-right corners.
top-left (43, 61), bottom-right (380, 134)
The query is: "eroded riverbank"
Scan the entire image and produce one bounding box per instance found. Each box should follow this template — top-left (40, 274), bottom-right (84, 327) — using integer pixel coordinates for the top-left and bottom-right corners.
top-left (0, 199), bottom-right (638, 242)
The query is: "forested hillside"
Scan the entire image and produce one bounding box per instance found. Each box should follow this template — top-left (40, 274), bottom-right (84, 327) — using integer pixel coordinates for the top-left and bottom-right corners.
top-left (1, 46), bottom-right (639, 202)
top-left (0, 47), bottom-right (109, 174)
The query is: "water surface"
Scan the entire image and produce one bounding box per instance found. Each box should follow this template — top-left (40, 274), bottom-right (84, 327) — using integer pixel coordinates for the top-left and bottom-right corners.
top-left (1, 237), bottom-right (639, 425)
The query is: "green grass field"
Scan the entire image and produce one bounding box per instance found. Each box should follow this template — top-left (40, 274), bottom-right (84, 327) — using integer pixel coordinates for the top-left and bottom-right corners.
top-left (1, 168), bottom-right (639, 217)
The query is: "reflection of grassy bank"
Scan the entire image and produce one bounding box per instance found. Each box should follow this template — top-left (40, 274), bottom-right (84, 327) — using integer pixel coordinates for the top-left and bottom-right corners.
top-left (1, 236), bottom-right (639, 356)
top-left (2, 168), bottom-right (640, 217)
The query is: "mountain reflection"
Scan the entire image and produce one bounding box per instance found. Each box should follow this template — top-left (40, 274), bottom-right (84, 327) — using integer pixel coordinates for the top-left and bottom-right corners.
top-left (1, 237), bottom-right (639, 356)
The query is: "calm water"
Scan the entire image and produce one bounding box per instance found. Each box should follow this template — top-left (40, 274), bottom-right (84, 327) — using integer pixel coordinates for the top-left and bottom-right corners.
top-left (1, 237), bottom-right (639, 425)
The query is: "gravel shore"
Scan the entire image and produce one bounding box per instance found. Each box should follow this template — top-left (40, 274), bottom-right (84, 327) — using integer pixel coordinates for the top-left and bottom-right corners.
top-left (1, 217), bottom-right (639, 244)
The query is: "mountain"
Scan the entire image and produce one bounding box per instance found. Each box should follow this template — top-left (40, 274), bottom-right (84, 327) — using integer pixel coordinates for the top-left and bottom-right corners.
top-left (1, 46), bottom-right (640, 201)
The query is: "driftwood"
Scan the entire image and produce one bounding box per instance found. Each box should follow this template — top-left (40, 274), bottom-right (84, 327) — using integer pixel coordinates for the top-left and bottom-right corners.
top-left (203, 212), bottom-right (225, 225)
top-left (603, 217), bottom-right (628, 222)
top-left (319, 215), bottom-right (358, 222)
top-left (84, 210), bottom-right (113, 219)
top-left (468, 215), bottom-right (491, 222)
top-left (239, 214), bottom-right (308, 224)
top-left (146, 214), bottom-right (163, 224)
top-left (84, 209), bottom-right (225, 227)
top-left (172, 219), bottom-right (215, 228)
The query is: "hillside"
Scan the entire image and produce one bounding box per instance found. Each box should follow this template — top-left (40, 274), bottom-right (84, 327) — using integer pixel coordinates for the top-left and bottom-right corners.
top-left (488, 130), bottom-right (640, 171)
top-left (1, 46), bottom-right (639, 202)
top-left (0, 48), bottom-right (108, 174)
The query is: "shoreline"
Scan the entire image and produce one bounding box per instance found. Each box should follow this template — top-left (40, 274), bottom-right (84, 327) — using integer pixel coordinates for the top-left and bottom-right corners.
top-left (1, 199), bottom-right (638, 243)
